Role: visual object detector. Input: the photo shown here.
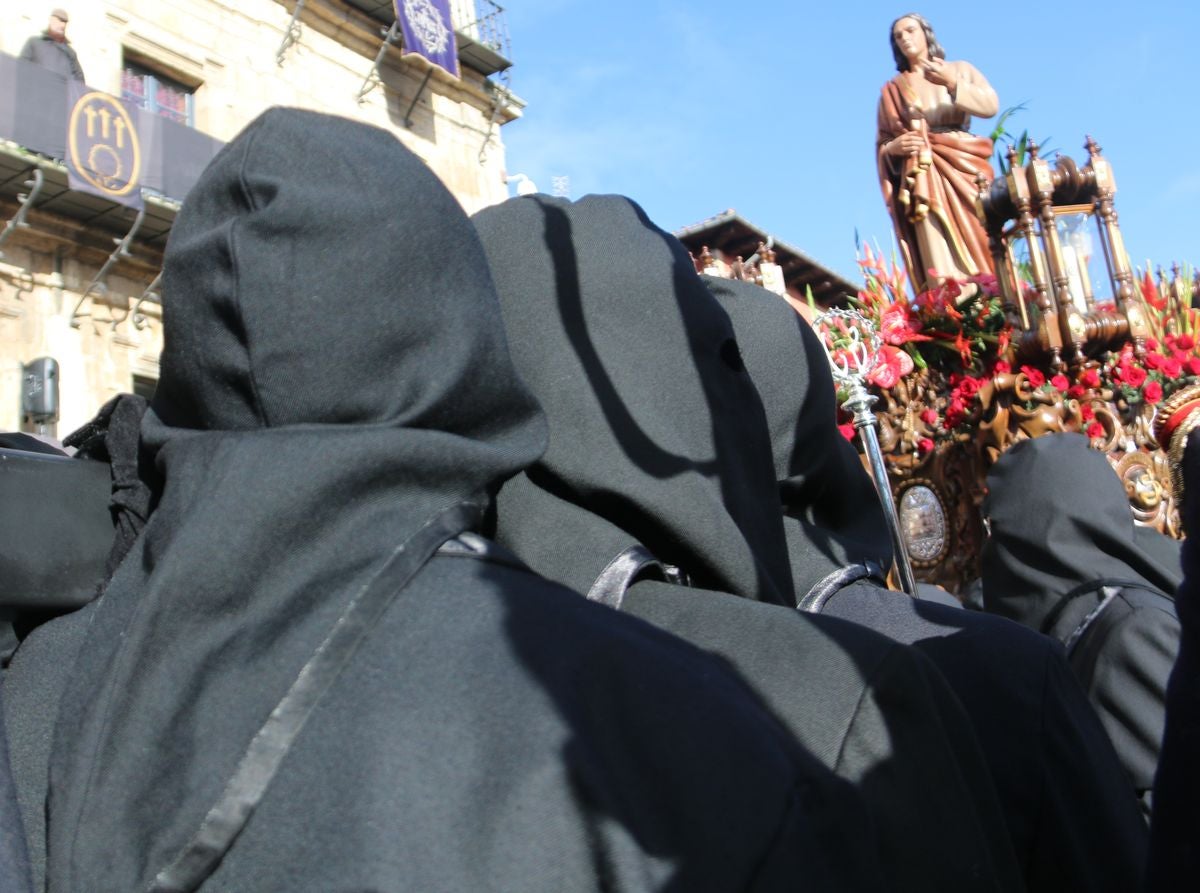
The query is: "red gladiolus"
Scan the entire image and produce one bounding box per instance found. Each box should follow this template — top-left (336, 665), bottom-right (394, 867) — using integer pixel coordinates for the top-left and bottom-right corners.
top-left (953, 330), bottom-right (973, 367)
top-left (866, 345), bottom-right (914, 389)
top-left (838, 422), bottom-right (856, 442)
top-left (1050, 373), bottom-right (1069, 392)
top-left (920, 408), bottom-right (938, 425)
top-left (917, 438), bottom-right (935, 454)
top-left (1081, 368), bottom-right (1101, 389)
top-left (1141, 271), bottom-right (1166, 310)
top-left (1020, 365), bottom-right (1046, 389)
top-left (1144, 380), bottom-right (1163, 404)
top-left (1086, 421), bottom-right (1105, 439)
top-left (880, 303), bottom-right (932, 346)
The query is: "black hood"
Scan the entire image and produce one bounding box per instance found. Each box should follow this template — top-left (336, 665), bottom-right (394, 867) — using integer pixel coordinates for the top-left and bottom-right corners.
top-left (705, 277), bottom-right (894, 598)
top-left (48, 108), bottom-right (546, 891)
top-left (472, 195), bottom-right (794, 605)
top-left (981, 433), bottom-right (1178, 629)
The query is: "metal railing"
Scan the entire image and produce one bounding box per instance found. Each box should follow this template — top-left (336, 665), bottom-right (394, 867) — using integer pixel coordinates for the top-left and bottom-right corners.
top-left (451, 0), bottom-right (510, 58)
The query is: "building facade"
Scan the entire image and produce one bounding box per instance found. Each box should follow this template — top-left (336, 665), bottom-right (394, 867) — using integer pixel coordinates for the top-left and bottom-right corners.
top-left (0, 0), bottom-right (518, 436)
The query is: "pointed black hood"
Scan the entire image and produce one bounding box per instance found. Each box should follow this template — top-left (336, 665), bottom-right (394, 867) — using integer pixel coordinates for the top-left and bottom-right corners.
top-left (705, 277), bottom-right (893, 598)
top-left (47, 108), bottom-right (546, 891)
top-left (981, 433), bottom-right (1177, 629)
top-left (473, 194), bottom-right (794, 605)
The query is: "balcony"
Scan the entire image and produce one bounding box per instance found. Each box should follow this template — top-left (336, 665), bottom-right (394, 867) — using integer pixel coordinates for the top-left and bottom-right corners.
top-left (0, 53), bottom-right (223, 250)
top-left (340, 0), bottom-right (512, 75)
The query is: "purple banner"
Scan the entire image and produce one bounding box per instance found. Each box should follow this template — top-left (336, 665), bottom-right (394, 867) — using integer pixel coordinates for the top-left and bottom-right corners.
top-left (394, 0), bottom-right (459, 78)
top-left (66, 81), bottom-right (143, 209)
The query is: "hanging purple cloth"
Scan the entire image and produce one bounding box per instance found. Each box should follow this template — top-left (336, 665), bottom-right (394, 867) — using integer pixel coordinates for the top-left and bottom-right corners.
top-left (394, 0), bottom-right (459, 77)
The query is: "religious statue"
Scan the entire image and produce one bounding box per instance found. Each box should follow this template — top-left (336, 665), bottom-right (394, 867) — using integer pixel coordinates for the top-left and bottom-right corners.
top-left (877, 13), bottom-right (998, 296)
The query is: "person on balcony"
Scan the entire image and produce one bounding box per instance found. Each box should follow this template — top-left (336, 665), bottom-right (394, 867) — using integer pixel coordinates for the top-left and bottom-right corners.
top-left (877, 13), bottom-right (995, 295)
top-left (19, 8), bottom-right (84, 82)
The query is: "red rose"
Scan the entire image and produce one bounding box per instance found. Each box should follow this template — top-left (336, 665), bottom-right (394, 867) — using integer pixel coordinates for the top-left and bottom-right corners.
top-left (1050, 373), bottom-right (1070, 391)
top-left (1146, 338), bottom-right (1159, 352)
top-left (1176, 334), bottom-right (1195, 350)
top-left (920, 408), bottom-right (939, 425)
top-left (838, 423), bottom-right (856, 442)
top-left (1020, 365), bottom-right (1046, 388)
top-left (1086, 421), bottom-right (1105, 439)
top-left (917, 438), bottom-right (935, 454)
top-left (945, 397), bottom-right (968, 429)
top-left (956, 376), bottom-right (982, 399)
top-left (1188, 357), bottom-right (1200, 376)
top-left (1081, 368), bottom-right (1101, 389)
top-left (1124, 366), bottom-right (1148, 388)
top-left (993, 360), bottom-right (1011, 375)
top-left (1068, 385), bottom-right (1086, 399)
top-left (1145, 352), bottom-right (1167, 371)
top-left (1144, 379), bottom-right (1163, 404)
top-left (1164, 357), bottom-right (1184, 379)
top-left (1081, 404), bottom-right (1095, 421)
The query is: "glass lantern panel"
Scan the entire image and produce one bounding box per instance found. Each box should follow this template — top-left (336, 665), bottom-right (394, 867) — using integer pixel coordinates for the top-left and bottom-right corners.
top-left (1055, 211), bottom-right (1112, 311)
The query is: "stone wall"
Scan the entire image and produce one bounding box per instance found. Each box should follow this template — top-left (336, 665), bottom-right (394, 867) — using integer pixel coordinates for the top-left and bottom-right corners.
top-left (0, 0), bottom-right (518, 435)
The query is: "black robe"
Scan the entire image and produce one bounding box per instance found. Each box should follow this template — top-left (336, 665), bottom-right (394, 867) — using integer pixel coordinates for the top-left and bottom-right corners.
top-left (21, 109), bottom-right (879, 892)
top-left (474, 193), bottom-right (1022, 891)
top-left (1149, 426), bottom-right (1200, 889)
top-left (983, 433), bottom-right (1182, 816)
top-left (709, 275), bottom-right (1150, 893)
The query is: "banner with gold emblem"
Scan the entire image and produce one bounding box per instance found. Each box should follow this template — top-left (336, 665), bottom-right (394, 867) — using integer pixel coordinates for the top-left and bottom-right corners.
top-left (66, 81), bottom-right (143, 209)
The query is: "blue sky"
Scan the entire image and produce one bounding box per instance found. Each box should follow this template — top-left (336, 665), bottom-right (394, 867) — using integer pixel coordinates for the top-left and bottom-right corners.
top-left (499, 0), bottom-right (1198, 285)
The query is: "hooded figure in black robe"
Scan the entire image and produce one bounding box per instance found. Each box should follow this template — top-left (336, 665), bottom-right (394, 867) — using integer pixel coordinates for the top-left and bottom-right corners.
top-left (1149, 426), bottom-right (1200, 890)
top-left (709, 275), bottom-right (1149, 893)
top-left (983, 432), bottom-right (1181, 816)
top-left (31, 108), bottom-right (884, 893)
top-left (474, 192), bottom-right (1025, 892)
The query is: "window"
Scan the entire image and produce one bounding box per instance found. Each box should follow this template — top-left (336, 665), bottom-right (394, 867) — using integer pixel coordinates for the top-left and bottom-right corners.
top-left (121, 61), bottom-right (195, 127)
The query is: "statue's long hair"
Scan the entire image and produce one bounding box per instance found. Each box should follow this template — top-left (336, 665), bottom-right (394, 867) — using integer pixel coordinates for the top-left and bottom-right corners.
top-left (890, 13), bottom-right (944, 72)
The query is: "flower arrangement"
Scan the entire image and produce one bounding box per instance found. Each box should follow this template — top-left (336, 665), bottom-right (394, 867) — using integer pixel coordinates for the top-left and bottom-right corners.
top-left (832, 249), bottom-right (1199, 453)
top-left (849, 245), bottom-right (1011, 381)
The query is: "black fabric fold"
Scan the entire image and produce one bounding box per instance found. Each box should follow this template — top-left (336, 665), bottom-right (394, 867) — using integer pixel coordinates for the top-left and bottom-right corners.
top-left (701, 276), bottom-right (894, 597)
top-left (473, 194), bottom-right (794, 606)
